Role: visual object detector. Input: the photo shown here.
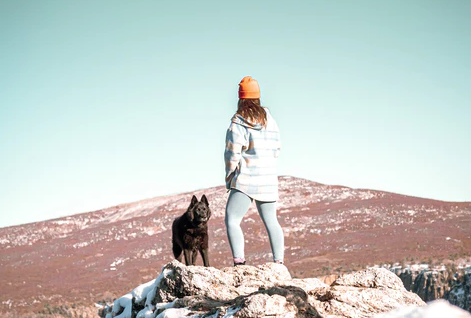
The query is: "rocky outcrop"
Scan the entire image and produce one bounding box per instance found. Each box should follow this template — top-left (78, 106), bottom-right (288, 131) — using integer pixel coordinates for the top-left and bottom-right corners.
top-left (399, 270), bottom-right (452, 302)
top-left (393, 268), bottom-right (421, 293)
top-left (447, 273), bottom-right (471, 313)
top-left (102, 260), bottom-right (425, 318)
top-left (391, 266), bottom-right (471, 313)
top-left (414, 270), bottom-right (452, 301)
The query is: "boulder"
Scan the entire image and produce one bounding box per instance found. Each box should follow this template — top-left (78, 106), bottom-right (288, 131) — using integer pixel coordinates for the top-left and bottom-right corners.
top-left (314, 268), bottom-right (425, 317)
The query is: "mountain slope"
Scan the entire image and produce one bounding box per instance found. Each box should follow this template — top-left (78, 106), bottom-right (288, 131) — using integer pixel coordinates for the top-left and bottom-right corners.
top-left (1, 176), bottom-right (470, 314)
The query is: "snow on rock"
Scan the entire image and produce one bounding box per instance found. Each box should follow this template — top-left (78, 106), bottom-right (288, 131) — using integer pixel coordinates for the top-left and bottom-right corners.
top-left (111, 267), bottom-right (175, 318)
top-left (112, 293), bottom-right (132, 318)
top-left (155, 308), bottom-right (192, 318)
top-left (221, 307), bottom-right (239, 318)
top-left (373, 299), bottom-right (471, 318)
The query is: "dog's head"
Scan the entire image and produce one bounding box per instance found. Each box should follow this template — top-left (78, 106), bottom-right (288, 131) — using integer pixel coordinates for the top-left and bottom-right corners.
top-left (186, 194), bottom-right (211, 226)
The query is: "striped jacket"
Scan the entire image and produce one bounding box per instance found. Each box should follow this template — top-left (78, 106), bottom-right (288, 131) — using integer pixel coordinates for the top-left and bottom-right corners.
top-left (224, 107), bottom-right (281, 202)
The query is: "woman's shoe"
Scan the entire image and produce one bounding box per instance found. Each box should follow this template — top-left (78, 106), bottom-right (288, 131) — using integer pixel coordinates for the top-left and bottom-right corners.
top-left (233, 257), bottom-right (246, 266)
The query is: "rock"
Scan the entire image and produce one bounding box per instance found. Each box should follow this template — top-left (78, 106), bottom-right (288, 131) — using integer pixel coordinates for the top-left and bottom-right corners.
top-left (314, 268), bottom-right (424, 318)
top-left (392, 266), bottom-right (471, 313)
top-left (317, 274), bottom-right (339, 286)
top-left (154, 261), bottom-right (291, 303)
top-left (392, 267), bottom-right (457, 302)
top-left (396, 269), bottom-right (417, 291)
top-left (447, 272), bottom-right (471, 313)
top-left (413, 270), bottom-right (451, 301)
top-left (106, 260), bottom-right (426, 318)
top-left (332, 268), bottom-right (406, 290)
top-left (234, 292), bottom-right (295, 318)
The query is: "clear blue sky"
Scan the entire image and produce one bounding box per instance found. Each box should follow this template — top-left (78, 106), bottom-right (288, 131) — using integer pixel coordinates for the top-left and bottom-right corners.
top-left (1, 0), bottom-right (470, 228)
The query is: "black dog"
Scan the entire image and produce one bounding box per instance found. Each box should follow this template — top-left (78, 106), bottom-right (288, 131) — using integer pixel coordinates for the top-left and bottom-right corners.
top-left (172, 194), bottom-right (211, 267)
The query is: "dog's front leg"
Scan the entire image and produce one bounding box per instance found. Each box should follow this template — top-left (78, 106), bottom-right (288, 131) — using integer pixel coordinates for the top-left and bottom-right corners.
top-left (200, 248), bottom-right (210, 267)
top-left (183, 249), bottom-right (193, 266)
top-left (191, 250), bottom-right (198, 265)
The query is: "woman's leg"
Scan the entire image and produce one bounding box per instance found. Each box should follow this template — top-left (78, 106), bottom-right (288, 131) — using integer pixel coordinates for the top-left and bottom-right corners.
top-left (225, 190), bottom-right (253, 263)
top-left (255, 200), bottom-right (284, 263)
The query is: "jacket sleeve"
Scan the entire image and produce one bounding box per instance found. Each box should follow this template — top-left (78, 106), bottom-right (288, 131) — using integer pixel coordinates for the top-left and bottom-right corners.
top-left (224, 123), bottom-right (247, 189)
top-left (275, 133), bottom-right (281, 158)
top-left (265, 107), bottom-right (281, 158)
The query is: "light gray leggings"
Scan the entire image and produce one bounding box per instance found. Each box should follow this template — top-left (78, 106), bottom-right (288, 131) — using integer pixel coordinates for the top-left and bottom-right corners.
top-left (225, 189), bottom-right (284, 262)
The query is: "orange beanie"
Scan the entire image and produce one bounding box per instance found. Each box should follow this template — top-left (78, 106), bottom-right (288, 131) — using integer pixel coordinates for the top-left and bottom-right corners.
top-left (238, 76), bottom-right (260, 99)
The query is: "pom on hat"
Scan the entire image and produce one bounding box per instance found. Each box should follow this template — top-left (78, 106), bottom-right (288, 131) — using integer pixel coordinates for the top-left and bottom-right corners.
top-left (238, 76), bottom-right (260, 99)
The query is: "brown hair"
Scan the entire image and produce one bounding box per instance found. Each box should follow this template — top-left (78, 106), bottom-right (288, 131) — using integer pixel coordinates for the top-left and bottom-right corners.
top-left (237, 99), bottom-right (267, 127)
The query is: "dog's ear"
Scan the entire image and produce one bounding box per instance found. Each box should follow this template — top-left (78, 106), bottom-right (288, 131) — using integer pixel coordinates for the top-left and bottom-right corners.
top-left (201, 194), bottom-right (209, 206)
top-left (189, 195), bottom-right (198, 208)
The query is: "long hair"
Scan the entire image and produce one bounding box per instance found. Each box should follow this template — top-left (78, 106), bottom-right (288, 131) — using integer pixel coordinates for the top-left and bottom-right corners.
top-left (237, 99), bottom-right (267, 127)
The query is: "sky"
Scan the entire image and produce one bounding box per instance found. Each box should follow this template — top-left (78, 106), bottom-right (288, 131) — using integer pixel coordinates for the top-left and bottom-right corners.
top-left (1, 0), bottom-right (470, 228)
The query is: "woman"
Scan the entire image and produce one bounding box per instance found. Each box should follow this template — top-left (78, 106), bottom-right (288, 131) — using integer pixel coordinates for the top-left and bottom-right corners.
top-left (224, 76), bottom-right (284, 266)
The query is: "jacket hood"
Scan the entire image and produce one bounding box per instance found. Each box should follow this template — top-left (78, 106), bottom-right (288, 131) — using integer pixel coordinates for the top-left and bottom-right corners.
top-left (231, 108), bottom-right (270, 130)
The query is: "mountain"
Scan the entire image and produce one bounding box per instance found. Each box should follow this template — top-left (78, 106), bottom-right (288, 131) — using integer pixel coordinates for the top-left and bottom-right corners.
top-left (1, 176), bottom-right (470, 316)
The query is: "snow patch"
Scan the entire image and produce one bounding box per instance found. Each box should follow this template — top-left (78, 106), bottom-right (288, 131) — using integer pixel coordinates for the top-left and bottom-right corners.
top-left (222, 306), bottom-right (241, 318)
top-left (373, 299), bottom-right (471, 318)
top-left (155, 307), bottom-right (192, 318)
top-left (0, 238), bottom-right (10, 245)
top-left (73, 241), bottom-right (90, 249)
top-left (112, 268), bottom-right (175, 318)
